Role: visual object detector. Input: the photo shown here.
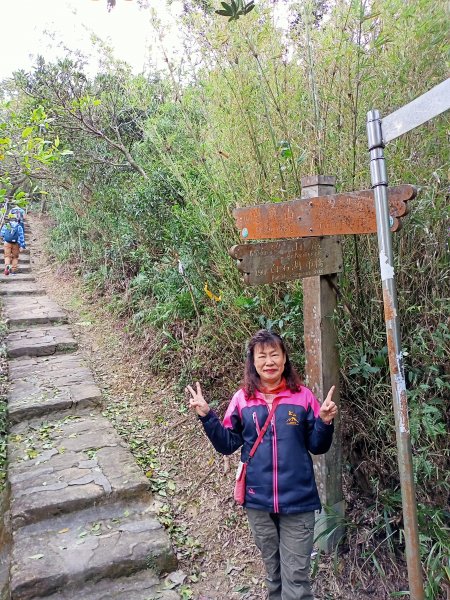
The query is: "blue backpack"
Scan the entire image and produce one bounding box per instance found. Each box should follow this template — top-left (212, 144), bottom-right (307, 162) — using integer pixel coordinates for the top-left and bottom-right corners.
top-left (3, 222), bottom-right (20, 243)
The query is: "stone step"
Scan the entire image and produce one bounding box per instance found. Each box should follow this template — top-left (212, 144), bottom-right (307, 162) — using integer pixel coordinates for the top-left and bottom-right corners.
top-left (0, 282), bottom-right (45, 296)
top-left (0, 255), bottom-right (30, 264)
top-left (8, 354), bottom-right (102, 424)
top-left (6, 325), bottom-right (78, 359)
top-left (10, 499), bottom-right (177, 600)
top-left (3, 296), bottom-right (67, 328)
top-left (0, 273), bottom-right (35, 283)
top-left (37, 571), bottom-right (180, 600)
top-left (8, 413), bottom-right (150, 528)
top-left (0, 265), bottom-right (32, 274)
top-left (0, 247), bottom-right (30, 255)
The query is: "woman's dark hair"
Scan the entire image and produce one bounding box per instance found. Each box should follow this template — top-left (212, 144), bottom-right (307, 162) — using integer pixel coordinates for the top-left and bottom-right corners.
top-left (243, 329), bottom-right (302, 397)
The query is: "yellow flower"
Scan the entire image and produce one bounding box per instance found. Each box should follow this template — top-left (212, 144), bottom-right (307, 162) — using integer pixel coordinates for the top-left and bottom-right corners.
top-left (204, 282), bottom-right (222, 302)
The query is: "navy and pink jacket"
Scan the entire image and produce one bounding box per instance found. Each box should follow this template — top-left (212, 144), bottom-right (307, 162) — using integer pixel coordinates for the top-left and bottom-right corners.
top-left (199, 386), bottom-right (333, 514)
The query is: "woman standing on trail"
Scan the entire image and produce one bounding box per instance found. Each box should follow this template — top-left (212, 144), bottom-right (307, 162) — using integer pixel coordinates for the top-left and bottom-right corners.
top-left (187, 329), bottom-right (337, 600)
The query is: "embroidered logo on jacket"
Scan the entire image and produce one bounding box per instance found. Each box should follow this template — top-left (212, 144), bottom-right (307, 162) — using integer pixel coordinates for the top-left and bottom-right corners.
top-left (286, 410), bottom-right (299, 425)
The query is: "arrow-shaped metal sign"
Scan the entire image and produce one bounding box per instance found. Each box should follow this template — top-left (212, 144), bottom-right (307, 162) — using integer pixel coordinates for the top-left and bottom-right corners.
top-left (382, 78), bottom-right (450, 143)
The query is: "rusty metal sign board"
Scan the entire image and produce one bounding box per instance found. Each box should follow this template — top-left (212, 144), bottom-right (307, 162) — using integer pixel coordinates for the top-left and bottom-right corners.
top-left (233, 184), bottom-right (416, 240)
top-left (229, 238), bottom-right (343, 285)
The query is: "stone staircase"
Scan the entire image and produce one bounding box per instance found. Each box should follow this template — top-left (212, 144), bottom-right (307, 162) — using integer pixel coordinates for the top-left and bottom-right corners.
top-left (0, 234), bottom-right (180, 599)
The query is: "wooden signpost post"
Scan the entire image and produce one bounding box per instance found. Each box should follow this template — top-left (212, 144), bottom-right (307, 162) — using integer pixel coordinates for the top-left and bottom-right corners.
top-left (229, 175), bottom-right (414, 552)
top-left (299, 176), bottom-right (344, 552)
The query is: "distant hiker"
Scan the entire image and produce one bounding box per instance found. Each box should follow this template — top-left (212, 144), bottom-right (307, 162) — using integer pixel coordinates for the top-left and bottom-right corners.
top-left (10, 206), bottom-right (26, 234)
top-left (187, 329), bottom-right (337, 600)
top-left (1, 212), bottom-right (26, 275)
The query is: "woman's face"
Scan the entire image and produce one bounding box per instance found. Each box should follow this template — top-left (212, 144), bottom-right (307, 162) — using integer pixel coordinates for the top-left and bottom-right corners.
top-left (253, 342), bottom-right (286, 387)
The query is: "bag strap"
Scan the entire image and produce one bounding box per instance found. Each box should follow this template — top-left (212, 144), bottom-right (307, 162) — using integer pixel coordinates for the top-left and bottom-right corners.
top-left (248, 396), bottom-right (281, 460)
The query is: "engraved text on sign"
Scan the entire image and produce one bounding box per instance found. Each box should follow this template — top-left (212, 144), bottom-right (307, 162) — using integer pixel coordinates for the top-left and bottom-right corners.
top-left (233, 185), bottom-right (416, 240)
top-left (229, 238), bottom-right (343, 285)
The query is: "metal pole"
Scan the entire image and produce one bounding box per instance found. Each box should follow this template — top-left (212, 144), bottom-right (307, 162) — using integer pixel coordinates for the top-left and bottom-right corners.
top-left (367, 110), bottom-right (424, 600)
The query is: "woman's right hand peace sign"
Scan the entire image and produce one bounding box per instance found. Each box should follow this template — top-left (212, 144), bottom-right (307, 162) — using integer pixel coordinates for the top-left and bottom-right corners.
top-left (186, 382), bottom-right (210, 417)
top-left (319, 385), bottom-right (338, 424)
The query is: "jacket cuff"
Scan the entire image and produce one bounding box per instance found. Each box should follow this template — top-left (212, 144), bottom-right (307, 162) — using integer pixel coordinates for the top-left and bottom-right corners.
top-left (198, 410), bottom-right (215, 423)
top-left (317, 417), bottom-right (334, 429)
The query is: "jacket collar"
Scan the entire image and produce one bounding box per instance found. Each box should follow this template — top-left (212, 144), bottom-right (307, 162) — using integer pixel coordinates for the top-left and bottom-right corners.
top-left (253, 388), bottom-right (294, 401)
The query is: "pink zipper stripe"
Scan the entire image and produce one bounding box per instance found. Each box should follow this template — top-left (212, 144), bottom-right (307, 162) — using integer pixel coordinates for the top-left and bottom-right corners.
top-left (272, 419), bottom-right (279, 512)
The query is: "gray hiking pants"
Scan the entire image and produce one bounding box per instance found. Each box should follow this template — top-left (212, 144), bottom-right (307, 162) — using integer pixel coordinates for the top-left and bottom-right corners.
top-left (246, 509), bottom-right (315, 600)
